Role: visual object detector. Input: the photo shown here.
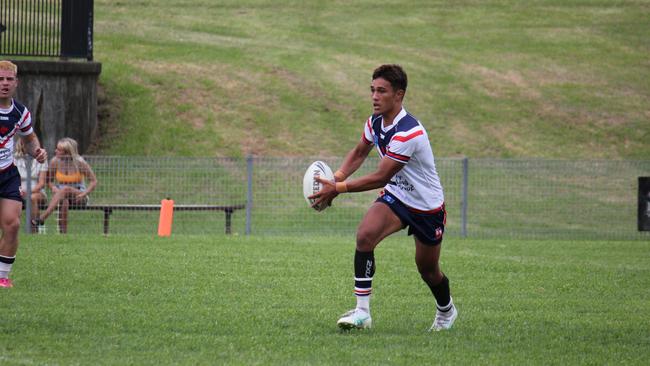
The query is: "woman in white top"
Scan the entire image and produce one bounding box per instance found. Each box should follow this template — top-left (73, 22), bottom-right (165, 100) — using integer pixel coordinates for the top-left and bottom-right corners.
top-left (14, 138), bottom-right (48, 232)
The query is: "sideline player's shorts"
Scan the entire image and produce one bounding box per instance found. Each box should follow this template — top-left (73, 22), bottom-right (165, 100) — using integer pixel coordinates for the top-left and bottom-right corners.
top-left (376, 190), bottom-right (446, 246)
top-left (0, 165), bottom-right (23, 202)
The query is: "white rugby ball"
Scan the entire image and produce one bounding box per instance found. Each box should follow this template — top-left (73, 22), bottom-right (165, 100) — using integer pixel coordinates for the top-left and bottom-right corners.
top-left (303, 161), bottom-right (334, 211)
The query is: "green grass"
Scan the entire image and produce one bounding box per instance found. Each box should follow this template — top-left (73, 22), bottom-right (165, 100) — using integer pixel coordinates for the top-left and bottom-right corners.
top-left (90, 0), bottom-right (650, 159)
top-left (2, 235), bottom-right (649, 365)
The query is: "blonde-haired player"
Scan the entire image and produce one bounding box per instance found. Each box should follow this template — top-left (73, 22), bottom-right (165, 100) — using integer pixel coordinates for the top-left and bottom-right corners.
top-left (0, 60), bottom-right (48, 288)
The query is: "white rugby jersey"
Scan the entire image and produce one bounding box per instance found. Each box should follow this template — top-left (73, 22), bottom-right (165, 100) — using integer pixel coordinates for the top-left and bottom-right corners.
top-left (362, 108), bottom-right (444, 212)
top-left (0, 99), bottom-right (34, 170)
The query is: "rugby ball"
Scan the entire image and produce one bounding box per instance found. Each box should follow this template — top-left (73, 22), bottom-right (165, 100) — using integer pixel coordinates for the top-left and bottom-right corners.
top-left (303, 161), bottom-right (334, 211)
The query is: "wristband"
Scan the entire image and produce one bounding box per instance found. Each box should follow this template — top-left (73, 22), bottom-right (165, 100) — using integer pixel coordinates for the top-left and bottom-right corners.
top-left (334, 170), bottom-right (346, 181)
top-left (335, 181), bottom-right (348, 193)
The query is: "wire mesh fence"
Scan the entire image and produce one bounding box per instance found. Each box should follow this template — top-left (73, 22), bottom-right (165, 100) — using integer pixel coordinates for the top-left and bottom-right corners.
top-left (21, 156), bottom-right (650, 240)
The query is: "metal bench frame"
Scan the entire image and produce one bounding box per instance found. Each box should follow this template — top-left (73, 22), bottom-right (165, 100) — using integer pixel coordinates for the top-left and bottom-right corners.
top-left (68, 204), bottom-right (246, 235)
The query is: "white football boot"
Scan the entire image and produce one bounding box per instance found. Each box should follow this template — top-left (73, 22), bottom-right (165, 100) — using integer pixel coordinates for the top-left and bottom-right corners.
top-left (337, 309), bottom-right (372, 330)
top-left (428, 301), bottom-right (458, 332)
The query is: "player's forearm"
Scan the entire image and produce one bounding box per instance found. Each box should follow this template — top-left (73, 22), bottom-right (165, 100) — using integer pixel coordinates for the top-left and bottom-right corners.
top-left (336, 157), bottom-right (403, 193)
top-left (337, 143), bottom-right (371, 181)
top-left (337, 156), bottom-right (363, 181)
top-left (342, 172), bottom-right (391, 193)
top-left (23, 135), bottom-right (42, 158)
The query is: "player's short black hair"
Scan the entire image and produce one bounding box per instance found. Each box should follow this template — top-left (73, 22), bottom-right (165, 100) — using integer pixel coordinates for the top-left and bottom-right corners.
top-left (372, 64), bottom-right (407, 93)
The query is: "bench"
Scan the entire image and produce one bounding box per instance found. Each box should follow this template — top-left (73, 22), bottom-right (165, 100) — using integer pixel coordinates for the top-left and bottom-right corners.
top-left (68, 204), bottom-right (246, 235)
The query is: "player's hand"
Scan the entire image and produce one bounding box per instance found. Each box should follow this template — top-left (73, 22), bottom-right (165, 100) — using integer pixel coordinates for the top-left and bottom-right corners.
top-left (33, 148), bottom-right (47, 163)
top-left (309, 177), bottom-right (338, 209)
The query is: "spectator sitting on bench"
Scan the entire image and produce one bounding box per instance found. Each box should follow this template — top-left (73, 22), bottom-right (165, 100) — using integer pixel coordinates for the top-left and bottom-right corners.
top-left (14, 138), bottom-right (48, 233)
top-left (32, 138), bottom-right (97, 234)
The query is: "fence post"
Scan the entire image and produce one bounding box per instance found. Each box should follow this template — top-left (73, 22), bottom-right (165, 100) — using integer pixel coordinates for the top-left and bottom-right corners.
top-left (24, 158), bottom-right (32, 234)
top-left (461, 157), bottom-right (468, 238)
top-left (639, 177), bottom-right (650, 231)
top-left (245, 155), bottom-right (253, 235)
top-left (61, 0), bottom-right (94, 60)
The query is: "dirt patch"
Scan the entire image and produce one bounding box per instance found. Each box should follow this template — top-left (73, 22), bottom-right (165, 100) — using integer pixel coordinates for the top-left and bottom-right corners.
top-left (464, 64), bottom-right (541, 100)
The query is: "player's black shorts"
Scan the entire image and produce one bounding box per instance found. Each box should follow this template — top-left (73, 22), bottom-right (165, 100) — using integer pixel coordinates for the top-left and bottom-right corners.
top-left (376, 190), bottom-right (446, 246)
top-left (0, 164), bottom-right (23, 202)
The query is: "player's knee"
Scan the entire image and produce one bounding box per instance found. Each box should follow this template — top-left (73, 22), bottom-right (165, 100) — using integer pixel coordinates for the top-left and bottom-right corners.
top-left (1, 216), bottom-right (21, 234)
top-left (355, 229), bottom-right (377, 251)
top-left (415, 259), bottom-right (439, 277)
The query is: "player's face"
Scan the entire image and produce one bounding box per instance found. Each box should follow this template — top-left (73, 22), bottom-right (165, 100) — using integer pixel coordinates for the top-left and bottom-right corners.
top-left (0, 69), bottom-right (18, 100)
top-left (370, 78), bottom-right (403, 116)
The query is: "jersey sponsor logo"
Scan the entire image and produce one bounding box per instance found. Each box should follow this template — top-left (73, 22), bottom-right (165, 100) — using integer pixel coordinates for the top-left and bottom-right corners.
top-left (395, 176), bottom-right (415, 192)
top-left (0, 148), bottom-right (10, 161)
top-left (0, 116), bottom-right (8, 120)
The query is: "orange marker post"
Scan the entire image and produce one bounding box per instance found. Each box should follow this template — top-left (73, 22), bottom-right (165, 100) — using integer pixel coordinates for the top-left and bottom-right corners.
top-left (158, 198), bottom-right (174, 237)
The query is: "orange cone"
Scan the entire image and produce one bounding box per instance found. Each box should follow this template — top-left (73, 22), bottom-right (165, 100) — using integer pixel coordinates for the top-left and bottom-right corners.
top-left (158, 198), bottom-right (174, 237)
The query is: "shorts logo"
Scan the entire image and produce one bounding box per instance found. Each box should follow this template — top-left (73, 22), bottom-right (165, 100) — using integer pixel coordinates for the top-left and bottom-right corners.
top-left (382, 194), bottom-right (395, 204)
top-left (435, 227), bottom-right (443, 240)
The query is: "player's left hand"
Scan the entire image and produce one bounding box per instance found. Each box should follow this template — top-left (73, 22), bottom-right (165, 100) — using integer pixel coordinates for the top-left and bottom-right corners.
top-left (309, 177), bottom-right (338, 209)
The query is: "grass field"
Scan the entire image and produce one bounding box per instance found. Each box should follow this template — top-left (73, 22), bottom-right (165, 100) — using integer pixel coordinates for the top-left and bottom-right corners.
top-left (2, 235), bottom-right (649, 365)
top-left (91, 0), bottom-right (650, 159)
top-left (3, 2), bottom-right (649, 364)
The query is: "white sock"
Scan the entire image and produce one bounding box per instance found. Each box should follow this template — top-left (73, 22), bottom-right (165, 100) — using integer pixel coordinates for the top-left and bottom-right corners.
top-left (356, 296), bottom-right (370, 314)
top-left (0, 259), bottom-right (13, 278)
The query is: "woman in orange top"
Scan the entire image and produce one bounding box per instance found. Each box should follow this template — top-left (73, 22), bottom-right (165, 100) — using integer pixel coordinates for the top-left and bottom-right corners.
top-left (32, 138), bottom-right (97, 233)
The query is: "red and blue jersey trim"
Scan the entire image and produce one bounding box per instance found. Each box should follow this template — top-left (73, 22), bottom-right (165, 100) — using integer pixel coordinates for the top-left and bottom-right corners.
top-left (386, 150), bottom-right (409, 163)
top-left (392, 129), bottom-right (423, 142)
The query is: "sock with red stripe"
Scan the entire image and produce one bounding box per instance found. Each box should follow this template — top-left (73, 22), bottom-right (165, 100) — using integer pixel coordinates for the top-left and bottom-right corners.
top-left (354, 250), bottom-right (375, 313)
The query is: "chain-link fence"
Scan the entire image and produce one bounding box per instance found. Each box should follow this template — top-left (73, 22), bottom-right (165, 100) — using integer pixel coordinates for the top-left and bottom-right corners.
top-left (22, 156), bottom-right (650, 240)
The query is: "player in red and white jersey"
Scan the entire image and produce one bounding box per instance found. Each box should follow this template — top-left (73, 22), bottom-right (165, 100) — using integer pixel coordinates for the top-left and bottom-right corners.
top-left (0, 60), bottom-right (48, 288)
top-left (361, 108), bottom-right (444, 212)
top-left (311, 64), bottom-right (457, 332)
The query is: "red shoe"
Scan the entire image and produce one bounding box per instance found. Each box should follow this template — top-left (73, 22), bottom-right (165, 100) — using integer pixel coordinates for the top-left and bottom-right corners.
top-left (0, 278), bottom-right (13, 288)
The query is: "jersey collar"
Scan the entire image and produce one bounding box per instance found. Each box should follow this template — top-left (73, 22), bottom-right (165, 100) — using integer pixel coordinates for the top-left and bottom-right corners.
top-left (0, 99), bottom-right (15, 114)
top-left (381, 107), bottom-right (407, 132)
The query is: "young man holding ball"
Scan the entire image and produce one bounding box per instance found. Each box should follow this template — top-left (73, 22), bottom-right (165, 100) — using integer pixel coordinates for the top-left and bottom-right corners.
top-left (310, 64), bottom-right (457, 331)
